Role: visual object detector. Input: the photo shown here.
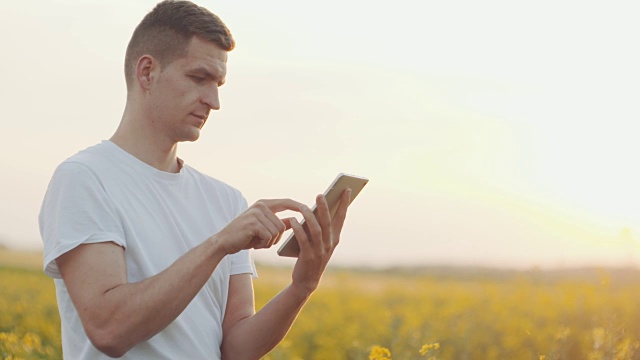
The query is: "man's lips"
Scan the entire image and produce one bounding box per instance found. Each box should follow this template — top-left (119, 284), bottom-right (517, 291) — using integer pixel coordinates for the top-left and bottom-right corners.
top-left (191, 113), bottom-right (208, 128)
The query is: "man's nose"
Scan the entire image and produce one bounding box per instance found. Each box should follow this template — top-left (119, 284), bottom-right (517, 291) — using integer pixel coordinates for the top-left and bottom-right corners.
top-left (203, 87), bottom-right (220, 110)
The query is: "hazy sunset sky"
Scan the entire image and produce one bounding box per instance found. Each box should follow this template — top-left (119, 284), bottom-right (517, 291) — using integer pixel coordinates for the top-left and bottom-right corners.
top-left (1, 0), bottom-right (639, 268)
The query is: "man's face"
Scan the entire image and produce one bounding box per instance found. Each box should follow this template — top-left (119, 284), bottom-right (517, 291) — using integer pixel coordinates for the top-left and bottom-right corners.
top-left (147, 36), bottom-right (228, 143)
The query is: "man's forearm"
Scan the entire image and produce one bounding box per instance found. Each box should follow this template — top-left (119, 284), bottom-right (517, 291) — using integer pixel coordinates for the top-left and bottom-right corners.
top-left (221, 283), bottom-right (312, 359)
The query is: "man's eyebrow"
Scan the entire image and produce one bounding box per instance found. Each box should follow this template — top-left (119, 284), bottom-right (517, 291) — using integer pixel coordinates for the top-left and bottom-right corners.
top-left (189, 66), bottom-right (225, 86)
top-left (190, 66), bottom-right (219, 78)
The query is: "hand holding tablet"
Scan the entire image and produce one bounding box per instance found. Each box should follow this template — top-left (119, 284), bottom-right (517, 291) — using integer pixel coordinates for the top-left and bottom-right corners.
top-left (277, 173), bottom-right (368, 258)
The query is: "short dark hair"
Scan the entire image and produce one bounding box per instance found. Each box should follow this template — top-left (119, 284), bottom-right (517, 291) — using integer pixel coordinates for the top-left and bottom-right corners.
top-left (124, 0), bottom-right (234, 89)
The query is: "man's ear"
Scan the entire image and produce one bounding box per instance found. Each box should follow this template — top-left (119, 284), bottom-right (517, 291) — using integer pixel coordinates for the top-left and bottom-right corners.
top-left (135, 55), bottom-right (158, 91)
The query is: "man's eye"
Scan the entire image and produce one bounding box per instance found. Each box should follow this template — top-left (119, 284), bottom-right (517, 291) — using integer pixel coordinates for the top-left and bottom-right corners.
top-left (190, 75), bottom-right (205, 83)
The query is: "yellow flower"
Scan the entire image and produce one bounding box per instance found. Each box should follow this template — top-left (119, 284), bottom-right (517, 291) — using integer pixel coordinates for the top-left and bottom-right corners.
top-left (420, 342), bottom-right (440, 356)
top-left (369, 345), bottom-right (392, 360)
top-left (420, 344), bottom-right (431, 355)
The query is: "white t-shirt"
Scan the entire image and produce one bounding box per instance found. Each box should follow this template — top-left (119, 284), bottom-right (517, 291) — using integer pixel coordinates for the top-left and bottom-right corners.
top-left (39, 140), bottom-right (255, 359)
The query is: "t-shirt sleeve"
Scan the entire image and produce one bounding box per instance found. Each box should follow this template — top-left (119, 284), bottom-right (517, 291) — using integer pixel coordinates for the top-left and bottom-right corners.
top-left (228, 193), bottom-right (257, 277)
top-left (229, 250), bottom-right (256, 277)
top-left (39, 161), bottom-right (126, 279)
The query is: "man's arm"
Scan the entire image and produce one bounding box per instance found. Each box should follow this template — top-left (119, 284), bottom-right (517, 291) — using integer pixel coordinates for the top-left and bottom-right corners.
top-left (58, 239), bottom-right (226, 357)
top-left (221, 189), bottom-right (351, 359)
top-left (57, 199), bottom-right (301, 358)
top-left (221, 274), bottom-right (309, 357)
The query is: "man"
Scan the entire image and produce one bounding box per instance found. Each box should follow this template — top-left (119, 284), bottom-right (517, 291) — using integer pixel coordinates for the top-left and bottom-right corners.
top-left (38, 1), bottom-right (351, 359)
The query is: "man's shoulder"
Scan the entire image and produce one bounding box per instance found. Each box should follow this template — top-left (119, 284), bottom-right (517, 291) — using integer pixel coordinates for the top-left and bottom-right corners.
top-left (62, 141), bottom-right (113, 168)
top-left (51, 141), bottom-right (128, 186)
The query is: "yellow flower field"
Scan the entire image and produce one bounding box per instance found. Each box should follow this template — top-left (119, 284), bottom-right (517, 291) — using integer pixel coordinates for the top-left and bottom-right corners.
top-left (2, 257), bottom-right (640, 359)
top-left (0, 266), bottom-right (60, 359)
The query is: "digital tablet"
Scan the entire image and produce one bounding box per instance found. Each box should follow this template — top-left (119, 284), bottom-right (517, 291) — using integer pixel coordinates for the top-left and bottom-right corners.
top-left (277, 173), bottom-right (369, 258)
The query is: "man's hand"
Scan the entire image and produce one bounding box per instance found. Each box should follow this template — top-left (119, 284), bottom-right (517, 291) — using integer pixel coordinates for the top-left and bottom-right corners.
top-left (220, 190), bottom-right (351, 359)
top-left (215, 199), bottom-right (303, 255)
top-left (289, 188), bottom-right (351, 296)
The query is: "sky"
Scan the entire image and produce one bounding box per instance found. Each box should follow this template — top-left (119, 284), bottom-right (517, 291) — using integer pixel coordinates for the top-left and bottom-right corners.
top-left (1, 0), bottom-right (639, 269)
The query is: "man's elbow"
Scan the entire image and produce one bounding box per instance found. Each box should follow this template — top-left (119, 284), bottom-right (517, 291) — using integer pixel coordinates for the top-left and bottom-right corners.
top-left (86, 325), bottom-right (131, 358)
top-left (221, 346), bottom-right (260, 360)
top-left (222, 337), bottom-right (275, 360)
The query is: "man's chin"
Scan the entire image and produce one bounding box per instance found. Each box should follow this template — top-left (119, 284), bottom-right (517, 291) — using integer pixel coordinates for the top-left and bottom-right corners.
top-left (187, 133), bottom-right (201, 142)
top-left (178, 128), bottom-right (201, 143)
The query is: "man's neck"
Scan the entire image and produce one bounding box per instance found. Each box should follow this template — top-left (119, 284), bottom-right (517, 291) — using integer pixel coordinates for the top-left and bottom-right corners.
top-left (111, 113), bottom-right (181, 174)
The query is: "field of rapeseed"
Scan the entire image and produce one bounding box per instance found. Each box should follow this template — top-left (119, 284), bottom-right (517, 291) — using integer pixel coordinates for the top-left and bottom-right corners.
top-left (0, 266), bottom-right (61, 359)
top-left (1, 252), bottom-right (640, 359)
top-left (254, 266), bottom-right (640, 360)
